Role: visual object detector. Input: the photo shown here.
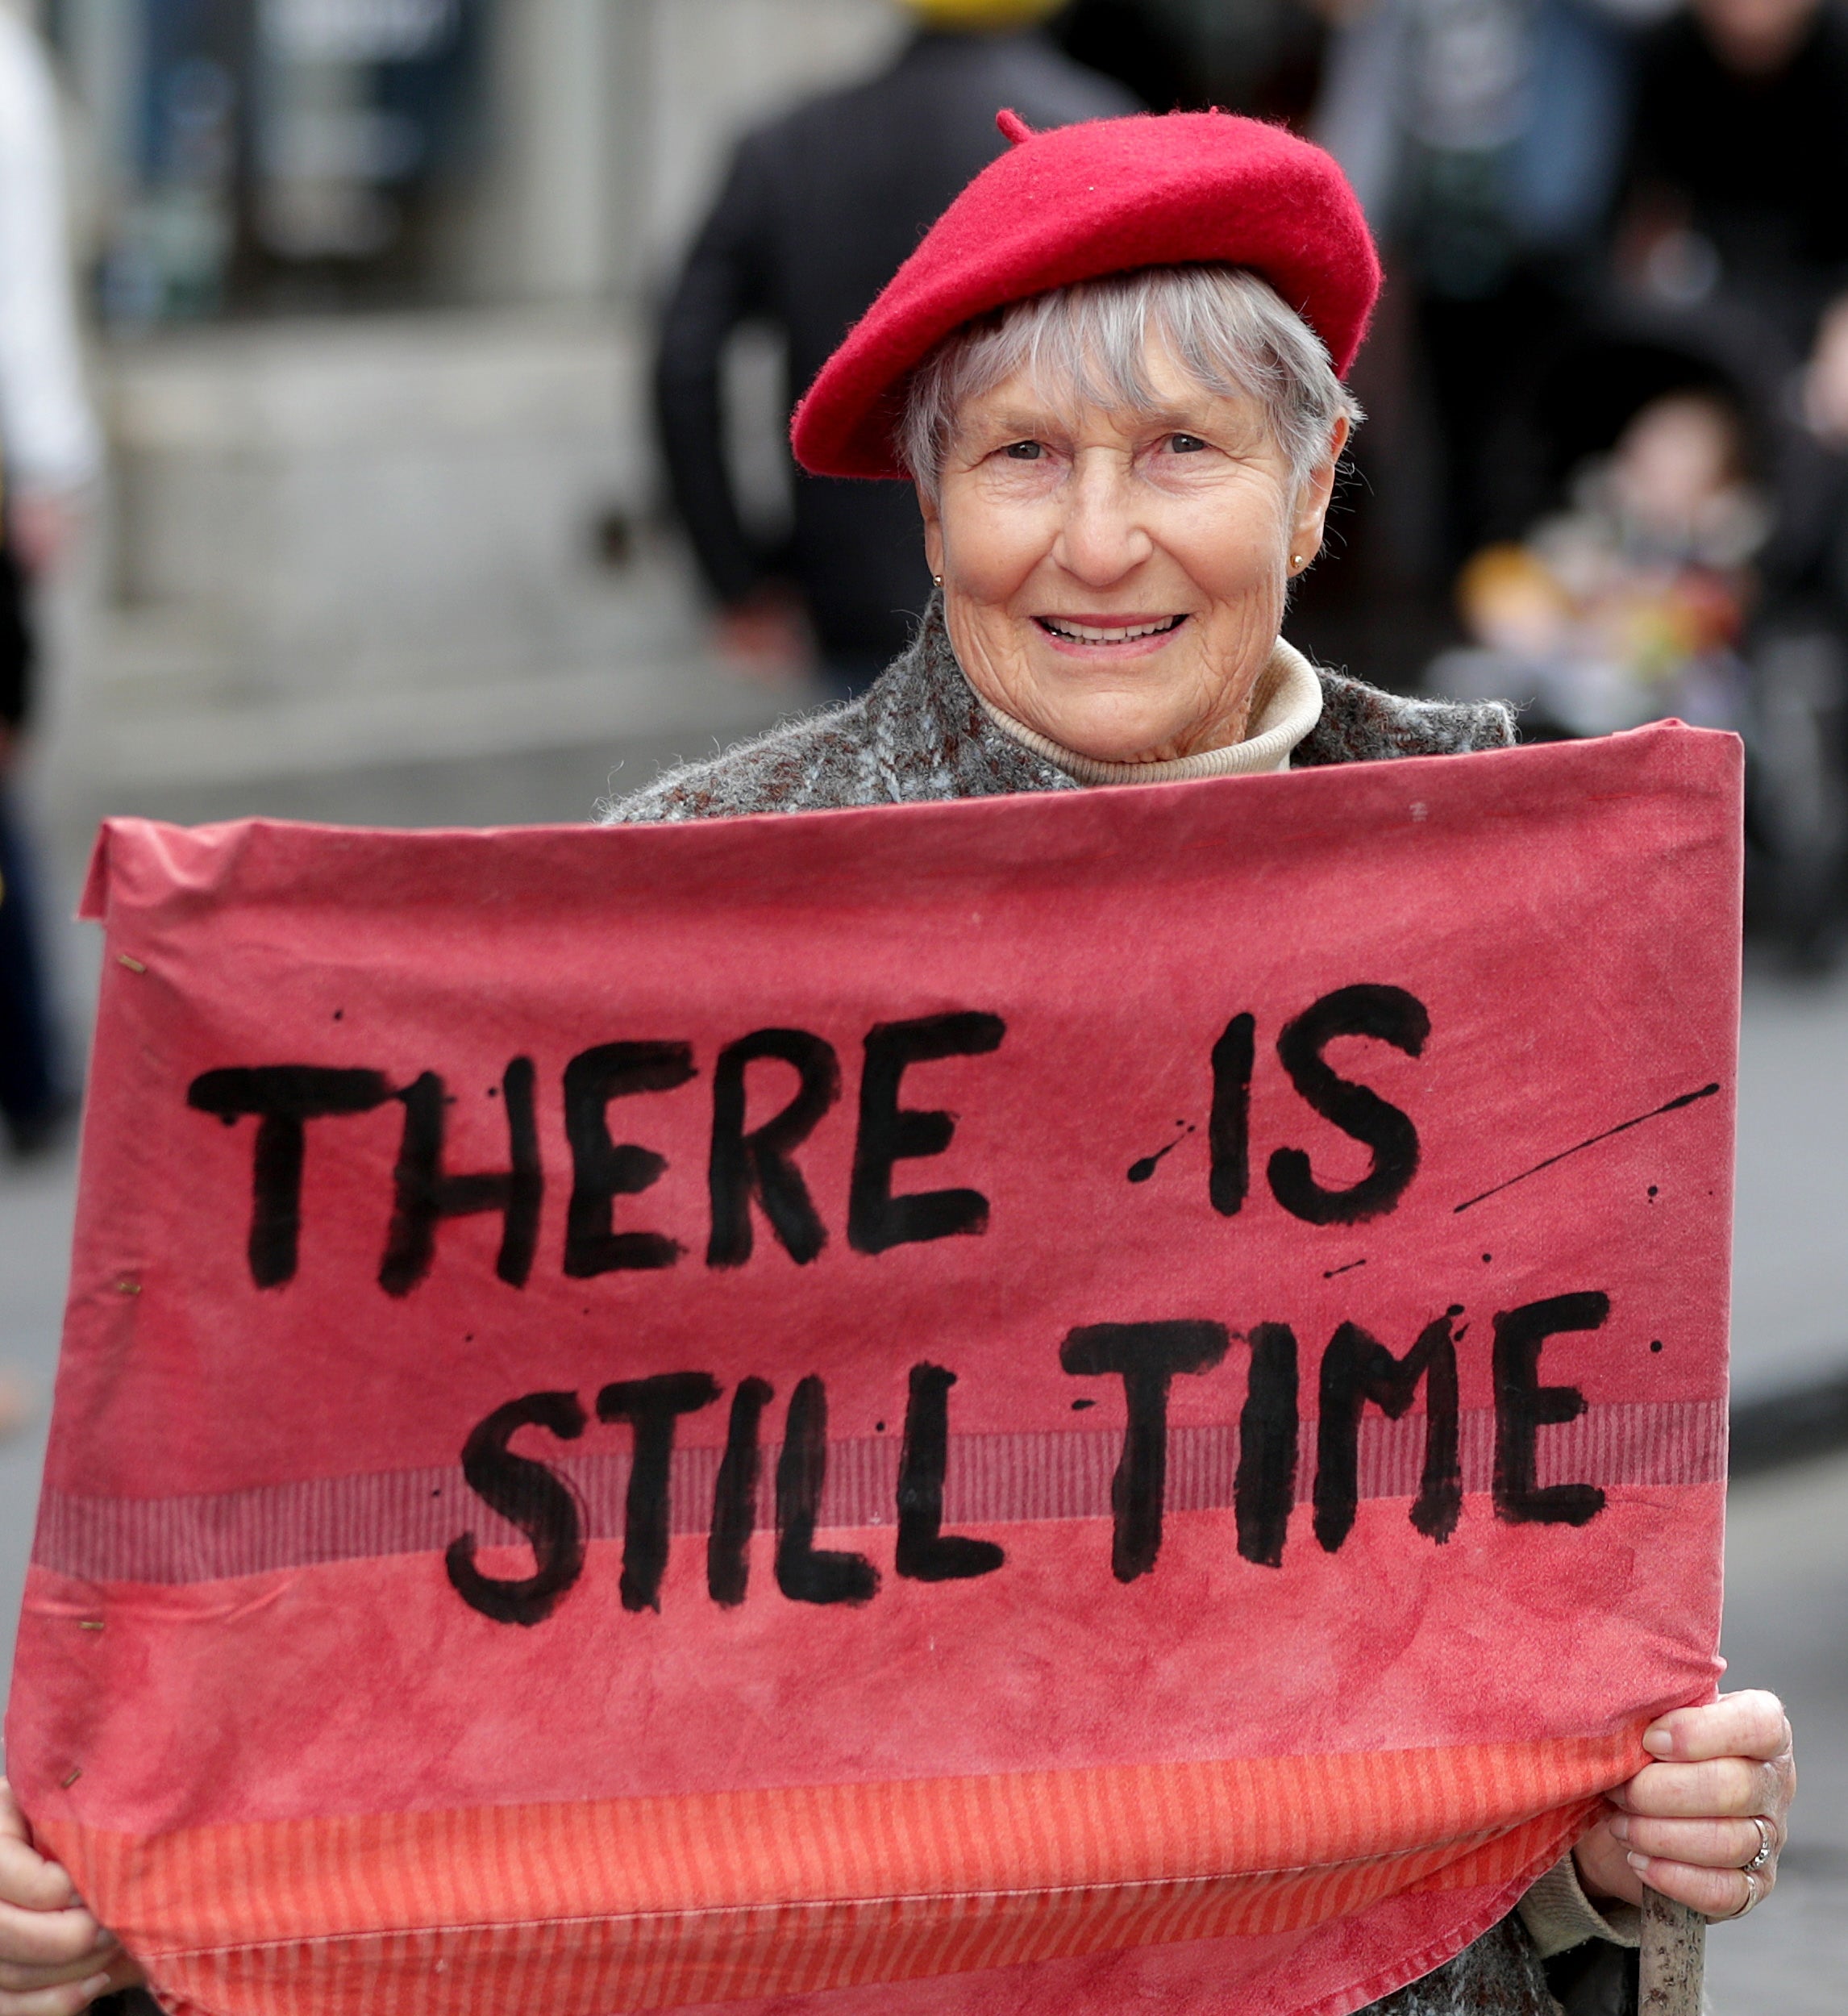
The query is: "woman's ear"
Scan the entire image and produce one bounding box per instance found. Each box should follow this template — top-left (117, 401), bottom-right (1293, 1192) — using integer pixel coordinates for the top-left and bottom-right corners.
top-left (917, 481), bottom-right (945, 583)
top-left (1290, 414), bottom-right (1350, 567)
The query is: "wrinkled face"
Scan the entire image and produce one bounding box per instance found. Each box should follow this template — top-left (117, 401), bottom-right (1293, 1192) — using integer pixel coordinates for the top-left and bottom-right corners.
top-left (919, 336), bottom-right (1344, 766)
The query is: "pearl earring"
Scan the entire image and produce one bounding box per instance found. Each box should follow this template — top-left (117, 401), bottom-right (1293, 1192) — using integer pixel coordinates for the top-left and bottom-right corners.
top-left (1291, 554), bottom-right (1304, 568)
top-left (932, 573), bottom-right (943, 586)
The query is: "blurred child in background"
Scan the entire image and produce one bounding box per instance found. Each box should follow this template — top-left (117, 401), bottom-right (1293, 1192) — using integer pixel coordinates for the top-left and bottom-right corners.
top-left (1431, 389), bottom-right (1766, 736)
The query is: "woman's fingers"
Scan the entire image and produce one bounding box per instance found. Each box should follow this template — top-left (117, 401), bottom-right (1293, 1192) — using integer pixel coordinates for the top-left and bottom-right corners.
top-left (0, 1782), bottom-right (122, 2013)
top-left (0, 1901), bottom-right (115, 1981)
top-left (0, 1969), bottom-right (114, 2016)
top-left (1606, 1812), bottom-right (1776, 1869)
top-left (1611, 1753), bottom-right (1788, 1821)
top-left (1642, 1690), bottom-right (1792, 1765)
top-left (1636, 1691), bottom-right (1797, 1835)
top-left (1592, 1693), bottom-right (1796, 1926)
top-left (0, 1792), bottom-right (76, 1914)
top-left (0, 1788), bottom-right (137, 2011)
top-left (1621, 1851), bottom-right (1767, 1922)
top-left (0, 1939), bottom-right (134, 2014)
top-left (1577, 1692), bottom-right (1797, 1916)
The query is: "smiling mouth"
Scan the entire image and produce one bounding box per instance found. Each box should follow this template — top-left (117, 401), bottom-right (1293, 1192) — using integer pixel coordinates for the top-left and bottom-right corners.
top-left (1036, 614), bottom-right (1188, 644)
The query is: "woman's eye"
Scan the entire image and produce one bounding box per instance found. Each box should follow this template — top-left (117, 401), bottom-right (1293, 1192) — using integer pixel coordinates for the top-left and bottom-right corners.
top-left (1004, 440), bottom-right (1044, 460)
top-left (1168, 432), bottom-right (1208, 454)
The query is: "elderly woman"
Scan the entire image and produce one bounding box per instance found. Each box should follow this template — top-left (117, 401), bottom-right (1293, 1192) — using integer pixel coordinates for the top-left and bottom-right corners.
top-left (0, 110), bottom-right (1796, 2016)
top-left (614, 109), bottom-right (1796, 2016)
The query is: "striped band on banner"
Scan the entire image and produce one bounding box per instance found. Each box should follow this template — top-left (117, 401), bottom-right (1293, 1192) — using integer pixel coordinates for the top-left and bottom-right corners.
top-left (62, 1817), bottom-right (1586, 2016)
top-left (33, 1400), bottom-right (1724, 1587)
top-left (60, 1814), bottom-right (1588, 2016)
top-left (41, 1731), bottom-right (1636, 2005)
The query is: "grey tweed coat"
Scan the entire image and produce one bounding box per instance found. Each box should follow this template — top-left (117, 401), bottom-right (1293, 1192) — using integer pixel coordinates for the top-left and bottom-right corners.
top-left (601, 602), bottom-right (1574, 2016)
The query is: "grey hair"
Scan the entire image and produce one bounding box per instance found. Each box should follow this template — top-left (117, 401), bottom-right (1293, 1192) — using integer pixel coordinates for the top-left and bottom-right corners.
top-left (898, 264), bottom-right (1362, 499)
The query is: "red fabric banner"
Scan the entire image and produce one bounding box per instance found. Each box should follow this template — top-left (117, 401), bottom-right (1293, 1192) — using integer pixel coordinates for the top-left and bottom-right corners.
top-left (7, 723), bottom-right (1738, 2016)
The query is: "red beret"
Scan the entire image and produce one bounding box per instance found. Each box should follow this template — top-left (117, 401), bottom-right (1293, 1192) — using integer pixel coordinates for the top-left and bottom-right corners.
top-left (790, 109), bottom-right (1380, 481)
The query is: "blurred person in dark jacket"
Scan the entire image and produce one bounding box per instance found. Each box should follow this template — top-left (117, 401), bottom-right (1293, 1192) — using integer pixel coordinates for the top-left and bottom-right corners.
top-left (655, 0), bottom-right (1134, 700)
top-left (0, 2), bottom-right (98, 1164)
top-left (1617, 0), bottom-right (1848, 348)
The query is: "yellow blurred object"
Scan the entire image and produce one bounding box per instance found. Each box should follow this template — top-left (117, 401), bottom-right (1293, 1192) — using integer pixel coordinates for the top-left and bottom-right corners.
top-left (1456, 543), bottom-right (1559, 616)
top-left (1455, 544), bottom-right (1572, 657)
top-left (901, 0), bottom-right (1065, 26)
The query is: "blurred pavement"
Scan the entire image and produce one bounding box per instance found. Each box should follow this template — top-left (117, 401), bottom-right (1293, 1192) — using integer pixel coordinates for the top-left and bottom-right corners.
top-left (1730, 969), bottom-right (1848, 1401)
top-left (1707, 1447), bottom-right (1848, 2014)
top-left (0, 753), bottom-right (1843, 2011)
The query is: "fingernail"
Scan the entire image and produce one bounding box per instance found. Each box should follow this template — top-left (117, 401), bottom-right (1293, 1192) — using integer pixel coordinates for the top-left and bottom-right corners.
top-left (77, 1975), bottom-right (111, 2003)
top-left (1642, 1728), bottom-right (1674, 1756)
top-left (1607, 1815), bottom-right (1630, 1842)
top-left (1626, 1851), bottom-right (1650, 1872)
top-left (88, 1926), bottom-right (119, 1952)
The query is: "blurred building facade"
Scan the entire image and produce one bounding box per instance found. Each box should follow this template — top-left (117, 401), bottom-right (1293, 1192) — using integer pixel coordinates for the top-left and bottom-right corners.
top-left (27, 0), bottom-right (924, 804)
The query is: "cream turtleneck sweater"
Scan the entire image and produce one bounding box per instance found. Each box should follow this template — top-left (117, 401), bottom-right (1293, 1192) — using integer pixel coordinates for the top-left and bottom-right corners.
top-left (974, 637), bottom-right (1325, 785)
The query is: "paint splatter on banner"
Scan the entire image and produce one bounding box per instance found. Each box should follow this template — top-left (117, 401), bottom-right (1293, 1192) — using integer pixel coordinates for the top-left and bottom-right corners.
top-left (6, 721), bottom-right (1739, 2016)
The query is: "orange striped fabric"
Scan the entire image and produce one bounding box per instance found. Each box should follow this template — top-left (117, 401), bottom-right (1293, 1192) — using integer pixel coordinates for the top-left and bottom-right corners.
top-left (41, 1731), bottom-right (1634, 2015)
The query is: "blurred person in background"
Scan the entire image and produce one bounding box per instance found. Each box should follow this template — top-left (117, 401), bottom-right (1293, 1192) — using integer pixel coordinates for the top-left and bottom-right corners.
top-left (1430, 388), bottom-right (1765, 736)
top-left (1398, 0), bottom-right (1848, 959)
top-left (1555, 0), bottom-right (1848, 960)
top-left (1051, 0), bottom-right (1330, 127)
top-left (0, 4), bottom-right (98, 1443)
top-left (1048, 0), bottom-right (1198, 112)
top-left (654, 0), bottom-right (1134, 701)
top-left (1615, 0), bottom-right (1848, 350)
top-left (1739, 283), bottom-right (1848, 960)
top-left (1426, 308), bottom-right (1848, 960)
top-left (0, 0), bottom-right (98, 1165)
top-left (1313, 0), bottom-right (1636, 571)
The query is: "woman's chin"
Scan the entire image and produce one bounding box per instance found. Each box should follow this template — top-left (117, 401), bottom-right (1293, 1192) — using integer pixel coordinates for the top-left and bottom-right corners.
top-left (1007, 648), bottom-right (1223, 762)
top-left (1030, 704), bottom-right (1198, 765)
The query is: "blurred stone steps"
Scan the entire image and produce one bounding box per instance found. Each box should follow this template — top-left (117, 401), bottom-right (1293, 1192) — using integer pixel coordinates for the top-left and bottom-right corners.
top-left (37, 305), bottom-right (801, 814)
top-left (73, 584), bottom-right (775, 792)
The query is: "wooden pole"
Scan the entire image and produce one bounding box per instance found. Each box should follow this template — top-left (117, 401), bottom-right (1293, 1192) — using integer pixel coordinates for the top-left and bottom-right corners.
top-left (1638, 1887), bottom-right (1705, 2015)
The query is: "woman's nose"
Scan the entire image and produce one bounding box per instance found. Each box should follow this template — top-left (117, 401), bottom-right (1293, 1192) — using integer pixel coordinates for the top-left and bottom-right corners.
top-left (1052, 452), bottom-right (1155, 585)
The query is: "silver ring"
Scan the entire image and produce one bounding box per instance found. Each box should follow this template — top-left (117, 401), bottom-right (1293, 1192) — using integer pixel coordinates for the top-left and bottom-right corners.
top-left (1742, 1815), bottom-right (1775, 1875)
top-left (1723, 1868), bottom-right (1763, 1919)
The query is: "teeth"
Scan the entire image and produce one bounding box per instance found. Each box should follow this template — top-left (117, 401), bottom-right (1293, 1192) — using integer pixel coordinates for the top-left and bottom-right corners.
top-left (1043, 616), bottom-right (1180, 643)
